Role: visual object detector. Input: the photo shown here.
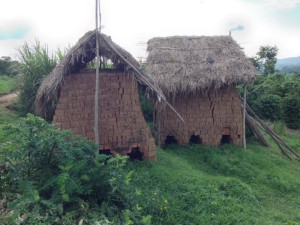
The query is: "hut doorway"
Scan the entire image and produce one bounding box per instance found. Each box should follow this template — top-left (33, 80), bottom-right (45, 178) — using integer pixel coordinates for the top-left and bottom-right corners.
top-left (164, 135), bottom-right (178, 145)
top-left (99, 148), bottom-right (113, 156)
top-left (189, 135), bottom-right (202, 144)
top-left (220, 135), bottom-right (233, 145)
top-left (127, 147), bottom-right (143, 160)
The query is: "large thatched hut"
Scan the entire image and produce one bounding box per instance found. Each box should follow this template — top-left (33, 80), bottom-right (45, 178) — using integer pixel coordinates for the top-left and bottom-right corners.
top-left (146, 36), bottom-right (257, 147)
top-left (35, 30), bottom-right (166, 160)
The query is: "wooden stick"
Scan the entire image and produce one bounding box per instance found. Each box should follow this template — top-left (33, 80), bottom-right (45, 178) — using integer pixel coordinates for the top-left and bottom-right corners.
top-left (244, 101), bottom-right (298, 159)
top-left (94, 0), bottom-right (101, 146)
top-left (243, 85), bottom-right (247, 149)
top-left (245, 113), bottom-right (269, 147)
top-left (99, 33), bottom-right (185, 123)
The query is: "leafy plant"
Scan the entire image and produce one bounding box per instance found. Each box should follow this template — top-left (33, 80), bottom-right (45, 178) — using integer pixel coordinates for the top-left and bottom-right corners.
top-left (273, 121), bottom-right (287, 136)
top-left (281, 94), bottom-right (300, 129)
top-left (0, 56), bottom-right (20, 76)
top-left (253, 94), bottom-right (282, 121)
top-left (0, 114), bottom-right (133, 224)
top-left (0, 76), bottom-right (17, 95)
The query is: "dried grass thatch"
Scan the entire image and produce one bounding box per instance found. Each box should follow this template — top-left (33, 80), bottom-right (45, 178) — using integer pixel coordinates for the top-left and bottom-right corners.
top-left (147, 36), bottom-right (257, 95)
top-left (35, 30), bottom-right (166, 119)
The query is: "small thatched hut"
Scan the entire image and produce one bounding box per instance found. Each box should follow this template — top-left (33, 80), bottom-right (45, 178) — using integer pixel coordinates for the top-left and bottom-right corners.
top-left (147, 35), bottom-right (257, 147)
top-left (35, 30), bottom-right (166, 160)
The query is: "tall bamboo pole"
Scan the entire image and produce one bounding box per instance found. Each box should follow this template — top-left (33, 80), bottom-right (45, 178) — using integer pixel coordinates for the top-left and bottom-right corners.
top-left (94, 0), bottom-right (101, 146)
top-left (243, 85), bottom-right (247, 149)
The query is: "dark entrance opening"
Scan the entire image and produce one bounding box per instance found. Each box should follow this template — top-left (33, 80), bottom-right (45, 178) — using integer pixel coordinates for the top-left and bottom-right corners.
top-left (127, 147), bottom-right (143, 160)
top-left (189, 135), bottom-right (202, 144)
top-left (164, 135), bottom-right (178, 145)
top-left (220, 135), bottom-right (232, 145)
top-left (99, 148), bottom-right (112, 156)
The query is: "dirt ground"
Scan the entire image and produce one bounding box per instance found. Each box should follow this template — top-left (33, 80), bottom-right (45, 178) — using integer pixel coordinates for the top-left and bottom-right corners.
top-left (0, 92), bottom-right (18, 107)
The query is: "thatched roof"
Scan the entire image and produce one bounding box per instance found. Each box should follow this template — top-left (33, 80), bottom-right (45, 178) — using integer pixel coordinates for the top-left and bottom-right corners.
top-left (35, 30), bottom-right (166, 119)
top-left (146, 36), bottom-right (257, 95)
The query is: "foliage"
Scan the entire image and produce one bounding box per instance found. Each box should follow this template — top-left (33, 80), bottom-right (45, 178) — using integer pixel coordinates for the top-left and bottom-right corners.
top-left (0, 76), bottom-right (17, 95)
top-left (243, 73), bottom-right (300, 129)
top-left (0, 110), bottom-right (300, 224)
top-left (0, 56), bottom-right (21, 76)
top-left (0, 114), bottom-right (139, 224)
top-left (139, 86), bottom-right (154, 122)
top-left (272, 121), bottom-right (287, 136)
top-left (281, 94), bottom-right (300, 129)
top-left (17, 41), bottom-right (61, 115)
top-left (250, 45), bottom-right (278, 75)
top-left (258, 45), bottom-right (279, 75)
top-left (253, 94), bottom-right (282, 121)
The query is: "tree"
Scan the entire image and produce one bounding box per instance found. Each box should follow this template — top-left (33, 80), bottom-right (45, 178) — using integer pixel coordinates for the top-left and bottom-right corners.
top-left (248, 56), bottom-right (261, 72)
top-left (249, 45), bottom-right (278, 75)
top-left (257, 45), bottom-right (278, 75)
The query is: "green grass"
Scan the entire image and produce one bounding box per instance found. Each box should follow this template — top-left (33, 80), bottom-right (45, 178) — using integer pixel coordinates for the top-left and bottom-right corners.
top-left (0, 107), bottom-right (19, 144)
top-left (0, 75), bottom-right (17, 95)
top-left (128, 142), bottom-right (300, 224)
top-left (1, 107), bottom-right (299, 224)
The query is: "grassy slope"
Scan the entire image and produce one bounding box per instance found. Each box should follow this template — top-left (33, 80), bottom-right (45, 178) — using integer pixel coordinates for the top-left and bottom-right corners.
top-left (0, 76), bottom-right (17, 95)
top-left (129, 142), bottom-right (300, 225)
top-left (0, 100), bottom-right (299, 224)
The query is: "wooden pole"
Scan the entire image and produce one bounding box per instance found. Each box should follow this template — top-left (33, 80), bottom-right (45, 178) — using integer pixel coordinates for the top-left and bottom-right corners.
top-left (94, 0), bottom-right (101, 146)
top-left (243, 85), bottom-right (247, 149)
top-left (157, 104), bottom-right (161, 148)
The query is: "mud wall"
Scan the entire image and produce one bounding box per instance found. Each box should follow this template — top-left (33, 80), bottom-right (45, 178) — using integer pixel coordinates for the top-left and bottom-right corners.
top-left (156, 85), bottom-right (243, 147)
top-left (53, 71), bottom-right (156, 160)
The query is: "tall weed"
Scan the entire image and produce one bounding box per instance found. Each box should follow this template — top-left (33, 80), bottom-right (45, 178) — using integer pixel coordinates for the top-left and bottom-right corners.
top-left (17, 41), bottom-right (60, 115)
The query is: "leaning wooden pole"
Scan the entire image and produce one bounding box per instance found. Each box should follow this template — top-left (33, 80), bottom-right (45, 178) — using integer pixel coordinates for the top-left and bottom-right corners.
top-left (245, 113), bottom-right (269, 147)
top-left (245, 102), bottom-right (299, 160)
top-left (243, 85), bottom-right (247, 149)
top-left (94, 0), bottom-right (101, 146)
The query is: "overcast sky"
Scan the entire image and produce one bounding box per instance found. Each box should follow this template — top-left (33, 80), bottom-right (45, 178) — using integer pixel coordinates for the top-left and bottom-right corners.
top-left (1, 0), bottom-right (300, 60)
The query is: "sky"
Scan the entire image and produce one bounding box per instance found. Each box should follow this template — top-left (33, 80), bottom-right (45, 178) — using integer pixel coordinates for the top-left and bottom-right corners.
top-left (0, 0), bottom-right (300, 60)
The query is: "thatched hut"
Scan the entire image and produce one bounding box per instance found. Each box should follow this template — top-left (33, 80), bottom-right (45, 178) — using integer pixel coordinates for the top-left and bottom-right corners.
top-left (35, 30), bottom-right (166, 160)
top-left (146, 36), bottom-right (257, 147)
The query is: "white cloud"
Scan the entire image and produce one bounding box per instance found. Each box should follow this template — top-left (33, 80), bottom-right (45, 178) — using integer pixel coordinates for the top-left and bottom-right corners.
top-left (0, 0), bottom-right (299, 59)
top-left (263, 0), bottom-right (300, 9)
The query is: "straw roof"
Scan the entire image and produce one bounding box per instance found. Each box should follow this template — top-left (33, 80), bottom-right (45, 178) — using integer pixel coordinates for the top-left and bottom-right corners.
top-left (35, 30), bottom-right (165, 119)
top-left (146, 36), bottom-right (257, 95)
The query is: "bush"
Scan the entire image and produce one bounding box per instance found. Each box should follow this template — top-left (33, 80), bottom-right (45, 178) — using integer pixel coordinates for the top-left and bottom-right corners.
top-left (138, 86), bottom-right (154, 122)
top-left (252, 94), bottom-right (282, 121)
top-left (0, 114), bottom-right (134, 224)
top-left (0, 76), bottom-right (17, 95)
top-left (281, 95), bottom-right (300, 129)
top-left (17, 41), bottom-right (62, 115)
top-left (140, 95), bottom-right (154, 122)
top-left (0, 56), bottom-right (20, 76)
top-left (272, 121), bottom-right (287, 136)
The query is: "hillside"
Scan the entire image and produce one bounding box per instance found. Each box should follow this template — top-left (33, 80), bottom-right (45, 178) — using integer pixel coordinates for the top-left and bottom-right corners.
top-left (129, 141), bottom-right (300, 224)
top-left (276, 56), bottom-right (300, 73)
top-left (0, 88), bottom-right (300, 224)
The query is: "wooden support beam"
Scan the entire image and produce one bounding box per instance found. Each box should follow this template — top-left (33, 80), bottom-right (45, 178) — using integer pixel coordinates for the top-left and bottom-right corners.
top-left (243, 85), bottom-right (247, 149)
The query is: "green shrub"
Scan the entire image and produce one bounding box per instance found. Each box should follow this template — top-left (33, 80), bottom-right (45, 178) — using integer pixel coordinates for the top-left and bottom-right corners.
top-left (281, 95), bottom-right (300, 129)
top-left (0, 56), bottom-right (20, 76)
top-left (140, 95), bottom-right (154, 122)
top-left (17, 41), bottom-right (60, 115)
top-left (0, 76), bottom-right (17, 95)
top-left (138, 86), bottom-right (154, 122)
top-left (0, 114), bottom-right (133, 224)
top-left (253, 94), bottom-right (282, 121)
top-left (273, 121), bottom-right (287, 136)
